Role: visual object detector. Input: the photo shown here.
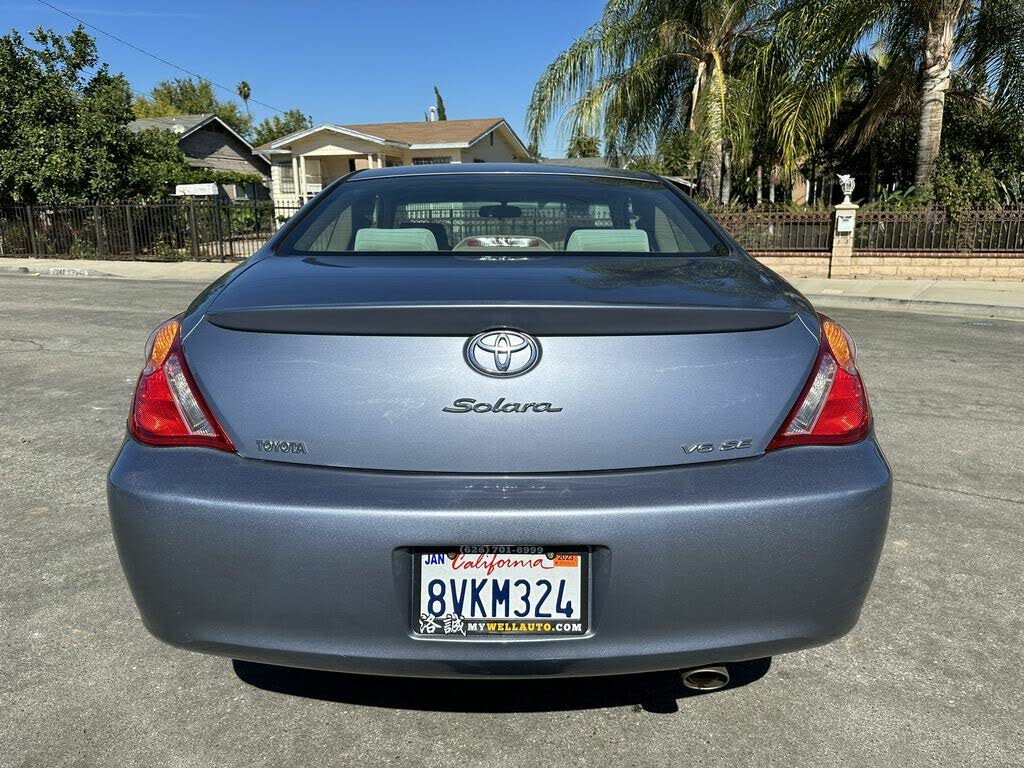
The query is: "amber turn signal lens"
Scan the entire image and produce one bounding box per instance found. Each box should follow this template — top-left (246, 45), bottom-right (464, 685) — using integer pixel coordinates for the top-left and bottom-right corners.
top-left (145, 318), bottom-right (180, 374)
top-left (821, 317), bottom-right (856, 374)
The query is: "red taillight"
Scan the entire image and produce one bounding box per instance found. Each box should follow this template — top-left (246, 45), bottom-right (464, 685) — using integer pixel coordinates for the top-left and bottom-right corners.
top-left (129, 316), bottom-right (234, 451)
top-left (766, 315), bottom-right (871, 450)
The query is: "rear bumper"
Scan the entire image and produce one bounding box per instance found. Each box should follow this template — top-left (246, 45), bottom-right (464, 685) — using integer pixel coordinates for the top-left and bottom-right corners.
top-left (107, 438), bottom-right (891, 678)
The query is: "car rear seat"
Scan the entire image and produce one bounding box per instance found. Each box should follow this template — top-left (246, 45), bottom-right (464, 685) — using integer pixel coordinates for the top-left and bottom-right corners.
top-left (353, 228), bottom-right (439, 251)
top-left (565, 229), bottom-right (650, 252)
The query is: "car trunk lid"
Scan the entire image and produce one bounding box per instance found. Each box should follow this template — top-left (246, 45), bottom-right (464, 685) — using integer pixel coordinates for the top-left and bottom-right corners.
top-left (182, 254), bottom-right (819, 473)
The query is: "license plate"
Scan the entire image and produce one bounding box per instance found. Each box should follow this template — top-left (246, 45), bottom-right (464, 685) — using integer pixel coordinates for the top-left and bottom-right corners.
top-left (413, 548), bottom-right (588, 638)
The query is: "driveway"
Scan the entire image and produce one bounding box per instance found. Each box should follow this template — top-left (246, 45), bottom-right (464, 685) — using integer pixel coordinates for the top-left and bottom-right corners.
top-left (0, 274), bottom-right (1021, 767)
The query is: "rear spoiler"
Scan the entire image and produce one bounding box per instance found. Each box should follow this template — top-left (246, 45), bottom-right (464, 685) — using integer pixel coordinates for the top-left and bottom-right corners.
top-left (205, 303), bottom-right (796, 336)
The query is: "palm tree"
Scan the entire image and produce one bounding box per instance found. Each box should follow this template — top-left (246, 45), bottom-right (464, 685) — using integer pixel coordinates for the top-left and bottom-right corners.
top-left (836, 52), bottom-right (919, 199)
top-left (527, 0), bottom-right (776, 203)
top-left (729, 33), bottom-right (846, 203)
top-left (567, 132), bottom-right (601, 158)
top-left (236, 80), bottom-right (251, 116)
top-left (781, 0), bottom-right (1024, 186)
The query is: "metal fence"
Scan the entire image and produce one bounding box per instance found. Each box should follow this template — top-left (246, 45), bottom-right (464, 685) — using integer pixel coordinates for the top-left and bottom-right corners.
top-left (711, 210), bottom-right (833, 252)
top-left (3, 201), bottom-right (1024, 261)
top-left (0, 201), bottom-right (301, 261)
top-left (396, 206), bottom-right (615, 249)
top-left (855, 209), bottom-right (1024, 253)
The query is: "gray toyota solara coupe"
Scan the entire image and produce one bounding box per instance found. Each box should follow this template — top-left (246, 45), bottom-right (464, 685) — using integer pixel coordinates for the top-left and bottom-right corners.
top-left (108, 163), bottom-right (890, 685)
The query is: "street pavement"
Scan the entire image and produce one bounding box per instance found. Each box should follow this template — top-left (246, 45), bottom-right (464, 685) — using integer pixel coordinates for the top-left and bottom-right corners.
top-left (0, 274), bottom-right (1021, 767)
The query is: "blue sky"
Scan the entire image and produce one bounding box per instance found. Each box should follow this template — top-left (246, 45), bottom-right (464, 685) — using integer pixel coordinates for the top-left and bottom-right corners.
top-left (4, 0), bottom-right (607, 156)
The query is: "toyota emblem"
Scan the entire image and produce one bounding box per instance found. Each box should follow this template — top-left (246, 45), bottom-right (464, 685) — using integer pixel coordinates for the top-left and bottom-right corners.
top-left (464, 330), bottom-right (541, 378)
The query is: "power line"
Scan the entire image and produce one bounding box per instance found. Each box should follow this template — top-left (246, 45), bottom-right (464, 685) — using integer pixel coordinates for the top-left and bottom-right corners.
top-left (33, 0), bottom-right (287, 115)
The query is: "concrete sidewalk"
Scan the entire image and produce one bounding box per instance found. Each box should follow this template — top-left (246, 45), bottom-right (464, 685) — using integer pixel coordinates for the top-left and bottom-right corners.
top-left (795, 277), bottom-right (1024, 319)
top-left (0, 256), bottom-right (240, 282)
top-left (2, 256), bottom-right (1023, 319)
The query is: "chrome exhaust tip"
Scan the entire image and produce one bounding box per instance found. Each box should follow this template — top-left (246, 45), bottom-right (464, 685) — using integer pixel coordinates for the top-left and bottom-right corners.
top-left (681, 665), bottom-right (730, 692)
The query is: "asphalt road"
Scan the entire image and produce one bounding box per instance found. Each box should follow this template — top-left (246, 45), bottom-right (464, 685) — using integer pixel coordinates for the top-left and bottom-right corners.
top-left (1, 274), bottom-right (1021, 767)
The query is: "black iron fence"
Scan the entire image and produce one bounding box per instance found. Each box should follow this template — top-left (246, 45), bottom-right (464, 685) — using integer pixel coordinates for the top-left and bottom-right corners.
top-left (3, 201), bottom-right (1024, 261)
top-left (855, 209), bottom-right (1024, 252)
top-left (0, 201), bottom-right (302, 261)
top-left (395, 206), bottom-right (615, 249)
top-left (712, 210), bottom-right (834, 253)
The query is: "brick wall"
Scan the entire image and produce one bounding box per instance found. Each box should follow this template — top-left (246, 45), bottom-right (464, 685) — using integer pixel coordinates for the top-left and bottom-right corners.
top-left (749, 251), bottom-right (1024, 281)
top-left (749, 251), bottom-right (831, 278)
top-left (846, 252), bottom-right (1024, 280)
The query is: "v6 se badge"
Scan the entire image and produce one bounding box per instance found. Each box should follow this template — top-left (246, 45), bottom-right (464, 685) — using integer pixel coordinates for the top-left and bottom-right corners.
top-left (682, 439), bottom-right (752, 455)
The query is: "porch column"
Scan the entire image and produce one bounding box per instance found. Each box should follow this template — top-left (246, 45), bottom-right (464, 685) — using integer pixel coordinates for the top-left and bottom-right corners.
top-left (291, 157), bottom-right (299, 204)
top-left (298, 155), bottom-right (307, 198)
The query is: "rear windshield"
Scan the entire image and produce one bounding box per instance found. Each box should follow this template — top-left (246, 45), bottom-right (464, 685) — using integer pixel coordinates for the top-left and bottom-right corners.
top-left (277, 173), bottom-right (725, 256)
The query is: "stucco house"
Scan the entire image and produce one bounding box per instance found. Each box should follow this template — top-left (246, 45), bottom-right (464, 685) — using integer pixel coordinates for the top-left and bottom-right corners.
top-left (255, 117), bottom-right (532, 209)
top-left (128, 113), bottom-right (271, 198)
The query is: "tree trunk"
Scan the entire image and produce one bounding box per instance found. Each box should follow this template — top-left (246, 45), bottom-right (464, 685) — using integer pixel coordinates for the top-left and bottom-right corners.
top-left (769, 166), bottom-right (776, 203)
top-left (756, 165), bottom-right (763, 206)
top-left (869, 146), bottom-right (879, 202)
top-left (696, 58), bottom-right (724, 202)
top-left (699, 140), bottom-right (723, 203)
top-left (915, 11), bottom-right (955, 186)
top-left (689, 61), bottom-right (707, 131)
top-left (720, 144), bottom-right (732, 205)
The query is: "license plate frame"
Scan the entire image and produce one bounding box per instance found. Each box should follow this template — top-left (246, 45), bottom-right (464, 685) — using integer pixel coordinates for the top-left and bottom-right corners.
top-left (411, 547), bottom-right (589, 639)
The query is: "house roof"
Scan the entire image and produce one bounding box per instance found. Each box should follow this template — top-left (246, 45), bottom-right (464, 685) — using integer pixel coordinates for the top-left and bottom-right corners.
top-left (127, 113), bottom-right (217, 136)
top-left (342, 118), bottom-right (505, 146)
top-left (256, 117), bottom-right (530, 156)
top-left (127, 113), bottom-right (270, 173)
top-left (539, 156), bottom-right (617, 169)
top-left (352, 162), bottom-right (654, 181)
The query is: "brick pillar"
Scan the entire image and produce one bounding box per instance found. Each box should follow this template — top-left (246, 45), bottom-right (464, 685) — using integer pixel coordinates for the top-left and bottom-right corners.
top-left (831, 202), bottom-right (859, 278)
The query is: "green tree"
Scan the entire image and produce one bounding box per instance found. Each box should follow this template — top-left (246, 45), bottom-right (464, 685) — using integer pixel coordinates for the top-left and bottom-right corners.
top-left (252, 109), bottom-right (312, 147)
top-left (134, 77), bottom-right (252, 137)
top-left (433, 85), bottom-right (447, 120)
top-left (128, 128), bottom-right (192, 198)
top-left (931, 79), bottom-right (1024, 209)
top-left (736, 31), bottom-right (846, 203)
top-left (780, 0), bottom-right (1024, 186)
top-left (528, 0), bottom-right (782, 203)
top-left (795, 52), bottom-right (919, 203)
top-left (0, 25), bottom-right (187, 204)
top-left (236, 80), bottom-right (251, 116)
top-left (566, 132), bottom-right (600, 158)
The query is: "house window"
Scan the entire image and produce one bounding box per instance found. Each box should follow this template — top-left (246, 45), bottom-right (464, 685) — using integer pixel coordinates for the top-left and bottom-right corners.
top-left (412, 156), bottom-right (451, 165)
top-left (304, 158), bottom-right (322, 193)
top-left (276, 162), bottom-right (295, 194)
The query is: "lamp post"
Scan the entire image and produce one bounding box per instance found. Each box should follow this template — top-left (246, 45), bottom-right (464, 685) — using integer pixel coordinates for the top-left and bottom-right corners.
top-left (838, 174), bottom-right (856, 205)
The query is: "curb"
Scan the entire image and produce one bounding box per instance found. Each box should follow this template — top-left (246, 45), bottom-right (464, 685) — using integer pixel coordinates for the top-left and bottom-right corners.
top-left (0, 265), bottom-right (115, 278)
top-left (807, 293), bottom-right (1024, 321)
top-left (0, 264), bottom-right (217, 281)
